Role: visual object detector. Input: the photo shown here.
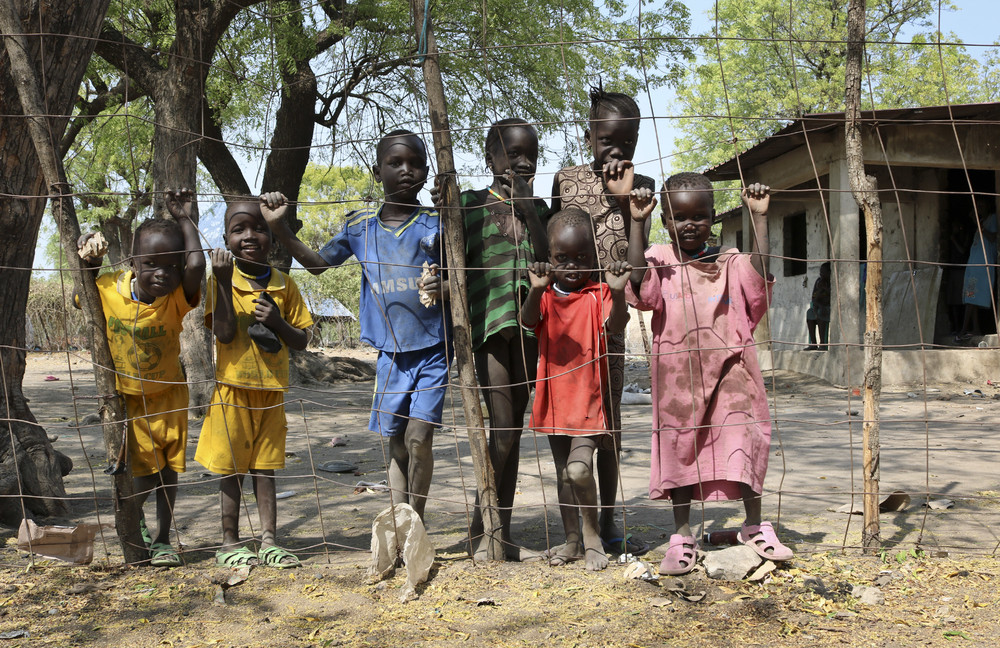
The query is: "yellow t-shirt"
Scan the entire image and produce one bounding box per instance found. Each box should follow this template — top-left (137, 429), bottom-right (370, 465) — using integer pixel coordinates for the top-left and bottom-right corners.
top-left (95, 270), bottom-right (196, 395)
top-left (205, 267), bottom-right (314, 391)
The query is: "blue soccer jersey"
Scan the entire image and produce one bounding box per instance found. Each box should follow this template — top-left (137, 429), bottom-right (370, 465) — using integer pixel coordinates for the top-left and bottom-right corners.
top-left (319, 206), bottom-right (448, 352)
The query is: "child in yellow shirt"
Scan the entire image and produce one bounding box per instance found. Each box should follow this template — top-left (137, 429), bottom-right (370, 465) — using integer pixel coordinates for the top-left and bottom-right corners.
top-left (77, 188), bottom-right (205, 567)
top-left (195, 197), bottom-right (314, 568)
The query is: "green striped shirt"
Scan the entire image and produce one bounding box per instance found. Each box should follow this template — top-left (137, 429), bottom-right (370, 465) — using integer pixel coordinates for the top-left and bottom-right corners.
top-left (462, 189), bottom-right (548, 349)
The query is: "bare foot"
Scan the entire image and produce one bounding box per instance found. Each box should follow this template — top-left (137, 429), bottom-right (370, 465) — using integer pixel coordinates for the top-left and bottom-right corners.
top-left (545, 541), bottom-right (583, 566)
top-left (584, 546), bottom-right (609, 571)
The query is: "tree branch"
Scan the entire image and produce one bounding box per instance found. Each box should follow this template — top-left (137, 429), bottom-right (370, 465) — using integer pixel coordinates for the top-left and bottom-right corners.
top-left (61, 78), bottom-right (146, 156)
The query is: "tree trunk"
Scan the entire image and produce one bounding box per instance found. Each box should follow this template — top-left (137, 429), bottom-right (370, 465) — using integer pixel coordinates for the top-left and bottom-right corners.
top-left (149, 0), bottom-right (219, 414)
top-left (0, 0), bottom-right (110, 526)
top-left (845, 0), bottom-right (883, 552)
top-left (1, 0), bottom-right (147, 563)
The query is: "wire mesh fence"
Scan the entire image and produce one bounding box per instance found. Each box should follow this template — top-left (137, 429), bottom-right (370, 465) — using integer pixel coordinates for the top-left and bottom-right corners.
top-left (2, 0), bottom-right (1000, 578)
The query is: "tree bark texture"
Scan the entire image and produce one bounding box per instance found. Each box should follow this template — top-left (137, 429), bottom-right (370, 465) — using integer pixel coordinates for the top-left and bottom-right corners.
top-left (411, 0), bottom-right (503, 561)
top-left (845, 0), bottom-right (883, 552)
top-left (0, 0), bottom-right (148, 563)
top-left (0, 0), bottom-right (110, 525)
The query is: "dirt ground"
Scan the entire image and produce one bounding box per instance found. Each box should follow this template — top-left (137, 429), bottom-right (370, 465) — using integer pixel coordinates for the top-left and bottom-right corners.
top-left (2, 350), bottom-right (1000, 647)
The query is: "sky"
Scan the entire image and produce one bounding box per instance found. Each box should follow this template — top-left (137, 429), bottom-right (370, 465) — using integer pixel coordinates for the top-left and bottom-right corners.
top-left (33, 0), bottom-right (1000, 269)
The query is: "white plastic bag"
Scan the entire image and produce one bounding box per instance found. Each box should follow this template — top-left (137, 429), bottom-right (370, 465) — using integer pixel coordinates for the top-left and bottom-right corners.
top-left (368, 503), bottom-right (434, 602)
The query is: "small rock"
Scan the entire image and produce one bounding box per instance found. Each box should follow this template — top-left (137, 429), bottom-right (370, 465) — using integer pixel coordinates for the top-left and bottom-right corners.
top-left (906, 392), bottom-right (919, 398)
top-left (319, 460), bottom-right (359, 474)
top-left (924, 498), bottom-right (954, 510)
top-left (747, 561), bottom-right (776, 582)
top-left (852, 585), bottom-right (885, 605)
top-left (623, 560), bottom-right (657, 582)
top-left (81, 413), bottom-right (101, 426)
top-left (702, 545), bottom-right (762, 581)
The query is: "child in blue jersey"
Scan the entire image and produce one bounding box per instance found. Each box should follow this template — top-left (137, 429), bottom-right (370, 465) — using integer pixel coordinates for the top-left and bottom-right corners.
top-left (263, 129), bottom-right (448, 519)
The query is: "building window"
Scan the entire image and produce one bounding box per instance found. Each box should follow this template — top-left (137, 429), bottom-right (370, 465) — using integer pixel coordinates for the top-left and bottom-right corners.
top-left (735, 229), bottom-right (744, 252)
top-left (783, 213), bottom-right (807, 276)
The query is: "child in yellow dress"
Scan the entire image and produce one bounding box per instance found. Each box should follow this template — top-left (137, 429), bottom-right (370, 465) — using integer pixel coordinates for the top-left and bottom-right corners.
top-left (195, 196), bottom-right (313, 568)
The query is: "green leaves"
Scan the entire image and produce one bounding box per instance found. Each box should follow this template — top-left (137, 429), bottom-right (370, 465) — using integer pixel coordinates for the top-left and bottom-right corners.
top-left (673, 0), bottom-right (998, 177)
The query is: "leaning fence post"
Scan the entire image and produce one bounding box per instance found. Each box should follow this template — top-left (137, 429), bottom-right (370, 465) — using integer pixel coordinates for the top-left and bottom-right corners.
top-left (410, 0), bottom-right (504, 560)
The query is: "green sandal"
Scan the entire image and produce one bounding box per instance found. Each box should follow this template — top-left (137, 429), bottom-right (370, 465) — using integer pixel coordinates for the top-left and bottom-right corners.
top-left (138, 518), bottom-right (152, 547)
top-left (215, 546), bottom-right (259, 567)
top-left (258, 545), bottom-right (300, 569)
top-left (149, 542), bottom-right (181, 567)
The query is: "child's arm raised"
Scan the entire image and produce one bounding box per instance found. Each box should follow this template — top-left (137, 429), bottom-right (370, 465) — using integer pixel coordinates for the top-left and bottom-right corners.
top-left (742, 183), bottom-right (771, 278)
top-left (165, 187), bottom-right (206, 305)
top-left (626, 187), bottom-right (657, 291)
top-left (602, 159), bottom-right (634, 202)
top-left (519, 261), bottom-right (552, 328)
top-left (260, 192), bottom-right (331, 275)
top-left (603, 260), bottom-right (633, 335)
top-left (605, 159), bottom-right (653, 247)
top-left (209, 248), bottom-right (237, 343)
top-left (506, 170), bottom-right (549, 261)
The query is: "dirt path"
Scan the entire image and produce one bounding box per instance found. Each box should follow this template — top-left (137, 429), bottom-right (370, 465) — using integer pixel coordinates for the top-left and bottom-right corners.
top-left (2, 351), bottom-right (999, 646)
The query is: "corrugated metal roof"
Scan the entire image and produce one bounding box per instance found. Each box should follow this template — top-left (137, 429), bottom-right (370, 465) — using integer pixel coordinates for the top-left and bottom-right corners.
top-left (704, 102), bottom-right (1000, 181)
top-left (305, 296), bottom-right (356, 319)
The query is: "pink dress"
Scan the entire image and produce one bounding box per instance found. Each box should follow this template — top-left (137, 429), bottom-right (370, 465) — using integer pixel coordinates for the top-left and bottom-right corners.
top-left (626, 244), bottom-right (773, 501)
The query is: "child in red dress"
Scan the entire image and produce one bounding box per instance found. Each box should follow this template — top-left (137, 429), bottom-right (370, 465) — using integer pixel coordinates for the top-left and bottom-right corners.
top-left (520, 208), bottom-right (632, 571)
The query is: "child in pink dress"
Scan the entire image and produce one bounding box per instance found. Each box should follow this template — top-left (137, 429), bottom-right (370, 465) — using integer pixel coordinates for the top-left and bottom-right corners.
top-left (625, 173), bottom-right (793, 575)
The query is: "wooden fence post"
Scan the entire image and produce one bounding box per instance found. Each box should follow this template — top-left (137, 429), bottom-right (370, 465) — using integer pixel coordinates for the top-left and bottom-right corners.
top-left (410, 0), bottom-right (504, 560)
top-left (845, 0), bottom-right (883, 552)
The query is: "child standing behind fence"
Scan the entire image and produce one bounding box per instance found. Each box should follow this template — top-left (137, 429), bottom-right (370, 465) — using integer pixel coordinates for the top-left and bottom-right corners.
top-left (196, 197), bottom-right (313, 568)
top-left (263, 130), bottom-right (448, 520)
top-left (549, 84), bottom-right (654, 557)
top-left (454, 118), bottom-right (549, 561)
top-left (625, 174), bottom-right (793, 575)
top-left (76, 188), bottom-right (205, 567)
top-left (520, 208), bottom-right (632, 571)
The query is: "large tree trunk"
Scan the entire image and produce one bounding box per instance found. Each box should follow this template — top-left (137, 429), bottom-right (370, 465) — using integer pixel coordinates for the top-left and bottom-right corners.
top-left (0, 0), bottom-right (110, 525)
top-left (150, 0), bottom-right (216, 414)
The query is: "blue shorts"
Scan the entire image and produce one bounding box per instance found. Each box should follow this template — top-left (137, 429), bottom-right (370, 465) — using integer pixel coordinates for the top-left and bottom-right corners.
top-left (370, 344), bottom-right (450, 436)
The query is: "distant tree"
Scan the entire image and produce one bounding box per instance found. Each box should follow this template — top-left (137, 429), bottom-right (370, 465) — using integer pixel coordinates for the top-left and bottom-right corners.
top-left (673, 0), bottom-right (996, 184)
top-left (291, 164), bottom-right (372, 321)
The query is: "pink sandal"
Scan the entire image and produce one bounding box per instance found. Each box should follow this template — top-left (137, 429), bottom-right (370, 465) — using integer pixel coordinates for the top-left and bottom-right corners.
top-left (738, 521), bottom-right (793, 561)
top-left (659, 534), bottom-right (698, 575)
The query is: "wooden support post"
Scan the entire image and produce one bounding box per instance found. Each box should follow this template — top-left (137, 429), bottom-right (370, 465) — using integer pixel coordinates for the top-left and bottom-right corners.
top-left (845, 0), bottom-right (882, 552)
top-left (0, 0), bottom-right (146, 564)
top-left (410, 0), bottom-right (504, 560)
